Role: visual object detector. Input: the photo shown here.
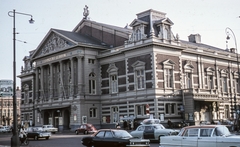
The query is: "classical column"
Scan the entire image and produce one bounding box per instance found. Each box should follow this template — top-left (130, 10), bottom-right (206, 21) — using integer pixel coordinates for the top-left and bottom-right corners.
top-left (35, 67), bottom-right (39, 101)
top-left (40, 66), bottom-right (44, 101)
top-left (77, 56), bottom-right (83, 96)
top-left (70, 58), bottom-right (74, 97)
top-left (59, 61), bottom-right (63, 99)
top-left (49, 63), bottom-right (53, 99)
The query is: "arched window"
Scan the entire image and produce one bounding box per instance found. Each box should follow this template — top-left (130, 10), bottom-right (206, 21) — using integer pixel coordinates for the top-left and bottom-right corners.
top-left (89, 73), bottom-right (96, 94)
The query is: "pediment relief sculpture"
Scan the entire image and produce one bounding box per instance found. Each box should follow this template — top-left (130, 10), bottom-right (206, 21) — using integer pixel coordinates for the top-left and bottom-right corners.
top-left (41, 34), bottom-right (71, 55)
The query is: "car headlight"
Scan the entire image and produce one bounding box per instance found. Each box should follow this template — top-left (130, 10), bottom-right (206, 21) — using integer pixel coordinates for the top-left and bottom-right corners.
top-left (130, 142), bottom-right (134, 145)
top-left (39, 133), bottom-right (42, 137)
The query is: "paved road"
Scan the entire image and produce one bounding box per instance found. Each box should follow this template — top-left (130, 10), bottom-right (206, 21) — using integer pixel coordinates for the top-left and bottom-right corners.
top-left (0, 132), bottom-right (160, 147)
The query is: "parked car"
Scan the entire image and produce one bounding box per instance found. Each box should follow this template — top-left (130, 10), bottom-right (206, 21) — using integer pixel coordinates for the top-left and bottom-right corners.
top-left (81, 129), bottom-right (150, 147)
top-left (26, 127), bottom-right (51, 140)
top-left (130, 124), bottom-right (179, 142)
top-left (75, 123), bottom-right (97, 135)
top-left (0, 126), bottom-right (11, 133)
top-left (160, 125), bottom-right (240, 147)
top-left (42, 125), bottom-right (58, 134)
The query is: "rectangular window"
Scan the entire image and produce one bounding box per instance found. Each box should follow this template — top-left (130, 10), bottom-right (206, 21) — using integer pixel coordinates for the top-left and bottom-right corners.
top-left (208, 75), bottom-right (214, 89)
top-left (88, 59), bottom-right (95, 64)
top-left (236, 79), bottom-right (240, 93)
top-left (112, 107), bottom-right (118, 123)
top-left (165, 103), bottom-right (175, 115)
top-left (165, 69), bottom-right (173, 88)
top-left (89, 80), bottom-right (96, 94)
top-left (136, 69), bottom-right (145, 89)
top-left (110, 75), bottom-right (118, 93)
top-left (90, 108), bottom-right (97, 118)
top-left (186, 73), bottom-right (191, 88)
top-left (223, 77), bottom-right (227, 92)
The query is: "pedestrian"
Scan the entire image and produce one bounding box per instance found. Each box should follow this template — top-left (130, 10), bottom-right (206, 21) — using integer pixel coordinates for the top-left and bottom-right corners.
top-left (168, 119), bottom-right (172, 128)
top-left (123, 121), bottom-right (127, 130)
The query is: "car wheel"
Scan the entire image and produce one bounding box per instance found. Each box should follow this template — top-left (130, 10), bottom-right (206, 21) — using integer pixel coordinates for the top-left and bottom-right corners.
top-left (75, 130), bottom-right (79, 135)
top-left (52, 132), bottom-right (56, 134)
top-left (34, 136), bottom-right (38, 140)
top-left (46, 137), bottom-right (49, 140)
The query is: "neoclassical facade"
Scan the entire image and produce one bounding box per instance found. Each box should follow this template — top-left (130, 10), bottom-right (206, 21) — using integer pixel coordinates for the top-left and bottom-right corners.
top-left (18, 8), bottom-right (239, 131)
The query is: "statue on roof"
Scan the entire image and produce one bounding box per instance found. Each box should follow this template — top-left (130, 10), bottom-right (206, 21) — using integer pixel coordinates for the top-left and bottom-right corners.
top-left (83, 5), bottom-right (89, 19)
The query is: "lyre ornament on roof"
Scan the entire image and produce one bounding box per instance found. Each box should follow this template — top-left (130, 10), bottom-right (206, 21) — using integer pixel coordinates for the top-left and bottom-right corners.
top-left (83, 5), bottom-right (89, 19)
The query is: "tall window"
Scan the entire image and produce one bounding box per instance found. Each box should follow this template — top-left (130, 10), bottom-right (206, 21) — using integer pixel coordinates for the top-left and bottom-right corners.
top-left (163, 59), bottom-right (175, 89)
top-left (89, 108), bottom-right (97, 118)
top-left (222, 77), bottom-right (227, 92)
top-left (136, 105), bottom-right (147, 115)
top-left (165, 69), bottom-right (173, 88)
top-left (112, 107), bottom-right (118, 123)
top-left (89, 73), bottom-right (96, 94)
top-left (110, 75), bottom-right (118, 93)
top-left (237, 79), bottom-right (240, 93)
top-left (136, 69), bottom-right (145, 89)
top-left (186, 73), bottom-right (192, 88)
top-left (165, 103), bottom-right (176, 115)
top-left (208, 75), bottom-right (214, 89)
top-left (136, 29), bottom-right (141, 41)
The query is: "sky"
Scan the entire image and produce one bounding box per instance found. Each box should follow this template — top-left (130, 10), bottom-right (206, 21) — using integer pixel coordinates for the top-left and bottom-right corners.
top-left (0, 0), bottom-right (240, 88)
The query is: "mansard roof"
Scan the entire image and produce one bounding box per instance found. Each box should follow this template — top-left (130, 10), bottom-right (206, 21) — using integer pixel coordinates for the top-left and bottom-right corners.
top-left (73, 19), bottom-right (132, 34)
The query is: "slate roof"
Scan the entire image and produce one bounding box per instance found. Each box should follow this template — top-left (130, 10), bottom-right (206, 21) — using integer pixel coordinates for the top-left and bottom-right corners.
top-left (53, 29), bottom-right (106, 47)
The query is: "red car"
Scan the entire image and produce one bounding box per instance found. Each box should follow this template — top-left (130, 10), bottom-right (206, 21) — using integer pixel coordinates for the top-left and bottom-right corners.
top-left (75, 124), bottom-right (97, 135)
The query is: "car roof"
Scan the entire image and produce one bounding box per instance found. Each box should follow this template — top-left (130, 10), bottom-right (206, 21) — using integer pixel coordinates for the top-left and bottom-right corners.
top-left (183, 125), bottom-right (222, 129)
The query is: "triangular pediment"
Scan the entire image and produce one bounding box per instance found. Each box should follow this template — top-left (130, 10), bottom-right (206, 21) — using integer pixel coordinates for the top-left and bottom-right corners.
top-left (155, 18), bottom-right (174, 26)
top-left (32, 29), bottom-right (77, 59)
top-left (163, 59), bottom-right (176, 65)
top-left (129, 19), bottom-right (148, 27)
top-left (132, 60), bottom-right (146, 68)
top-left (184, 60), bottom-right (194, 69)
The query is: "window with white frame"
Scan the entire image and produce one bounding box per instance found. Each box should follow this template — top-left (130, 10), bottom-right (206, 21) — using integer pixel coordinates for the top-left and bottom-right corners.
top-left (135, 29), bottom-right (141, 41)
top-left (183, 60), bottom-right (194, 89)
top-left (110, 75), bottom-right (118, 93)
top-left (107, 63), bottom-right (118, 94)
top-left (112, 107), bottom-right (118, 123)
top-left (220, 69), bottom-right (228, 93)
top-left (185, 73), bottom-right (192, 88)
top-left (233, 71), bottom-right (240, 93)
top-left (89, 73), bottom-right (96, 94)
top-left (132, 61), bottom-right (146, 90)
top-left (223, 77), bottom-right (227, 93)
top-left (165, 103), bottom-right (176, 115)
top-left (163, 59), bottom-right (175, 89)
top-left (165, 68), bottom-right (173, 88)
top-left (89, 108), bottom-right (97, 118)
top-left (136, 105), bottom-right (147, 116)
top-left (206, 67), bottom-right (215, 90)
top-left (136, 69), bottom-right (145, 89)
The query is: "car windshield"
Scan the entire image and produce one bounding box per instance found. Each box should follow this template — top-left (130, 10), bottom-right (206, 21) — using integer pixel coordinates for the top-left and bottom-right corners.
top-left (112, 130), bottom-right (132, 138)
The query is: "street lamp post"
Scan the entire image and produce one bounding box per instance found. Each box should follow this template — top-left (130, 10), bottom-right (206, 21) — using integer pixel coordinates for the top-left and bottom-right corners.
top-left (225, 27), bottom-right (239, 131)
top-left (8, 9), bottom-right (34, 147)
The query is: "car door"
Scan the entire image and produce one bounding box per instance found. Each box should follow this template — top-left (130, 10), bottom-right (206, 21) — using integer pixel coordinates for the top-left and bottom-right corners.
top-left (93, 131), bottom-right (105, 147)
top-left (198, 128), bottom-right (216, 147)
top-left (131, 125), bottom-right (145, 138)
top-left (181, 128), bottom-right (198, 147)
top-left (143, 126), bottom-right (154, 140)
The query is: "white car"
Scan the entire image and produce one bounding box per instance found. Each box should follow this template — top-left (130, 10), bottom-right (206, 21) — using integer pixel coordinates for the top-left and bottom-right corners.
top-left (0, 126), bottom-right (11, 133)
top-left (130, 124), bottom-right (179, 142)
top-left (160, 125), bottom-right (240, 147)
top-left (42, 125), bottom-right (58, 134)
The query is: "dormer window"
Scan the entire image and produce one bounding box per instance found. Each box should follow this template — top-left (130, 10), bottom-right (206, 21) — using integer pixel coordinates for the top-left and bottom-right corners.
top-left (135, 29), bottom-right (141, 41)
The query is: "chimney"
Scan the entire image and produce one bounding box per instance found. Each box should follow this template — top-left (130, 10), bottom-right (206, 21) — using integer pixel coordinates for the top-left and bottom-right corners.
top-left (188, 34), bottom-right (201, 43)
